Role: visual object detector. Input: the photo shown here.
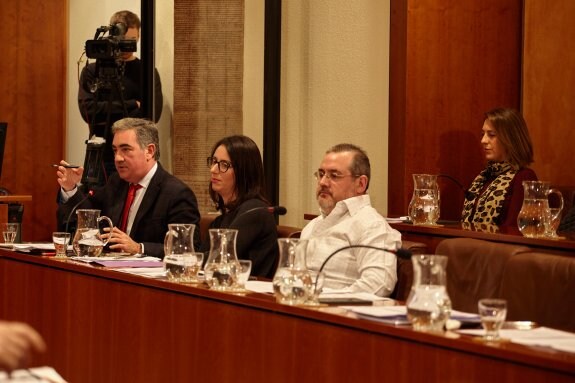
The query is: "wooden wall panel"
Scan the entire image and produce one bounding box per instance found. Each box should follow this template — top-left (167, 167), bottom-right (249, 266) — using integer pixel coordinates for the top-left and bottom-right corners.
top-left (523, 0), bottom-right (575, 189)
top-left (389, 0), bottom-right (522, 220)
top-left (0, 1), bottom-right (67, 241)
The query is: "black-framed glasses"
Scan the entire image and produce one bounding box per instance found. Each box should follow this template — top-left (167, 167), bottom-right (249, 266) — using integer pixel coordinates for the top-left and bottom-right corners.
top-left (207, 156), bottom-right (233, 173)
top-left (313, 170), bottom-right (360, 182)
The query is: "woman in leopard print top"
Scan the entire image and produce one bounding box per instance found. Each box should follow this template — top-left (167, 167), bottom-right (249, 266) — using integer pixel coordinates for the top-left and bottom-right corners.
top-left (462, 108), bottom-right (537, 230)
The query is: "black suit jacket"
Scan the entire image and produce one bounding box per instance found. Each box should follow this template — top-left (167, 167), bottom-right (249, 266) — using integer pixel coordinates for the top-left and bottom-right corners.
top-left (57, 163), bottom-right (201, 258)
top-left (200, 198), bottom-right (278, 278)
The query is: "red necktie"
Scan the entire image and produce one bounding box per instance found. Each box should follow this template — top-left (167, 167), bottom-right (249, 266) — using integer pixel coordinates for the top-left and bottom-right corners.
top-left (119, 184), bottom-right (142, 232)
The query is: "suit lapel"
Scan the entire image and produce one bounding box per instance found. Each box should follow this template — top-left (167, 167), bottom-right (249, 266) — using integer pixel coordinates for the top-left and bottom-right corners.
top-left (110, 181), bottom-right (130, 228)
top-left (131, 165), bottom-right (165, 233)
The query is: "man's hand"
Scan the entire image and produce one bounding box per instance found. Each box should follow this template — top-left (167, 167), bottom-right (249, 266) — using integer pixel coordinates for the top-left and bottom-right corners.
top-left (104, 227), bottom-right (142, 254)
top-left (0, 321), bottom-right (46, 372)
top-left (55, 161), bottom-right (84, 192)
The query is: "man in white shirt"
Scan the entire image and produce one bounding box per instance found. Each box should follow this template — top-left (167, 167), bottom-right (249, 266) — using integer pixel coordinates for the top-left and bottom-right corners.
top-left (301, 144), bottom-right (401, 296)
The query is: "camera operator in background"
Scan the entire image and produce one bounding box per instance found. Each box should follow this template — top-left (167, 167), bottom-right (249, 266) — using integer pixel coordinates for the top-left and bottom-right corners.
top-left (78, 10), bottom-right (163, 186)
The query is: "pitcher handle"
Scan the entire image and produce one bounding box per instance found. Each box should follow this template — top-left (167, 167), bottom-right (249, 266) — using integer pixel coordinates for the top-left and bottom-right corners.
top-left (548, 188), bottom-right (564, 213)
top-left (97, 215), bottom-right (114, 246)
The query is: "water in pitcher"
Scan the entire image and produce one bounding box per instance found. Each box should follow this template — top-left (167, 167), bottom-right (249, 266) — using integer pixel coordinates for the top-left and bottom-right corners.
top-left (272, 267), bottom-right (310, 305)
top-left (409, 189), bottom-right (440, 225)
top-left (406, 285), bottom-right (451, 332)
top-left (517, 181), bottom-right (563, 238)
top-left (517, 198), bottom-right (549, 238)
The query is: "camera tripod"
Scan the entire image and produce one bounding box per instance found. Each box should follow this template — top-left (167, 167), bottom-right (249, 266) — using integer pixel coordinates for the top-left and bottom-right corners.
top-left (81, 58), bottom-right (129, 189)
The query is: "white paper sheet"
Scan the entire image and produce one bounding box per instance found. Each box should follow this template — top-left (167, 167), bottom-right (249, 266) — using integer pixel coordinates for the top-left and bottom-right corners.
top-left (11, 243), bottom-right (55, 251)
top-left (0, 366), bottom-right (67, 382)
top-left (458, 326), bottom-right (575, 353)
top-left (245, 280), bottom-right (274, 293)
top-left (114, 267), bottom-right (167, 278)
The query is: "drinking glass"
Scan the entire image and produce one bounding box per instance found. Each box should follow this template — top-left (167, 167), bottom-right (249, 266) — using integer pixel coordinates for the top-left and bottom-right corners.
top-left (2, 223), bottom-right (19, 245)
top-left (303, 270), bottom-right (325, 306)
top-left (52, 232), bottom-right (71, 258)
top-left (478, 298), bottom-right (507, 341)
top-left (235, 259), bottom-right (252, 290)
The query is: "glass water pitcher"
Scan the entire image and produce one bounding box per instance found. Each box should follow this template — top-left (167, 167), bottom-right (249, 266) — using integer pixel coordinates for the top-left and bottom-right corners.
top-left (517, 181), bottom-right (563, 238)
top-left (408, 174), bottom-right (440, 225)
top-left (72, 209), bottom-right (113, 257)
top-left (406, 254), bottom-right (451, 332)
top-left (203, 229), bottom-right (240, 291)
top-left (272, 238), bottom-right (311, 305)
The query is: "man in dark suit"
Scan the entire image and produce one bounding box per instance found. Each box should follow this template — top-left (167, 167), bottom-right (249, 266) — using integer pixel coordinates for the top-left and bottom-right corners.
top-left (56, 118), bottom-right (200, 258)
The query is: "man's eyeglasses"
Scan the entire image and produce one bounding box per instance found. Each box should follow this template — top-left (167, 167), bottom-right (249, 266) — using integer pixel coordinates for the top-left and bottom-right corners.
top-left (207, 157), bottom-right (233, 173)
top-left (313, 170), bottom-right (360, 182)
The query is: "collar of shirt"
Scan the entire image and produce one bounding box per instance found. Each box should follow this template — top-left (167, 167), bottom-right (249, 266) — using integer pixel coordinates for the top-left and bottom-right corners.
top-left (321, 194), bottom-right (371, 219)
top-left (134, 162), bottom-right (158, 190)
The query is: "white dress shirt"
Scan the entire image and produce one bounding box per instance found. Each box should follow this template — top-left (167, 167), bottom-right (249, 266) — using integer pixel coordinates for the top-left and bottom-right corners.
top-left (301, 194), bottom-right (401, 297)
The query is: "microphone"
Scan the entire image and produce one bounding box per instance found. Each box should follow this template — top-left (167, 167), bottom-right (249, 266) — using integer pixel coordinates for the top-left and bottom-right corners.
top-left (64, 189), bottom-right (95, 235)
top-left (235, 205), bottom-right (287, 220)
top-left (268, 206), bottom-right (287, 215)
top-left (437, 174), bottom-right (465, 192)
top-left (437, 174), bottom-right (476, 201)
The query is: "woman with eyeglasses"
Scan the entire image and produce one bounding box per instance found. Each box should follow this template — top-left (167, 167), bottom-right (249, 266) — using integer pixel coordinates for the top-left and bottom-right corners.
top-left (201, 135), bottom-right (279, 278)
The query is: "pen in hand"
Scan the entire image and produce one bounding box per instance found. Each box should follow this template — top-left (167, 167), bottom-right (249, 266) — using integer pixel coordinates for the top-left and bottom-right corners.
top-left (52, 164), bottom-right (80, 169)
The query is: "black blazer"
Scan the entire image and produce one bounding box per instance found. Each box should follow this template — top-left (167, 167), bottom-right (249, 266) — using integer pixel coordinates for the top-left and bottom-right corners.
top-left (58, 163), bottom-right (201, 258)
top-left (201, 198), bottom-right (278, 278)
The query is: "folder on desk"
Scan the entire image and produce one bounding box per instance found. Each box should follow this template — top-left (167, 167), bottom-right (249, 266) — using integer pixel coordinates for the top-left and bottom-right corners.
top-left (89, 259), bottom-right (164, 268)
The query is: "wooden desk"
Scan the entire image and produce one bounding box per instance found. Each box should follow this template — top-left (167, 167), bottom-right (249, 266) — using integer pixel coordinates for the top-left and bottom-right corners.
top-left (1, 250), bottom-right (573, 382)
top-left (390, 221), bottom-right (575, 256)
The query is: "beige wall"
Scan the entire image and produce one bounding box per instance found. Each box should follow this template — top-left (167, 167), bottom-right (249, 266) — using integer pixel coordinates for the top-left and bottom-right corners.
top-left (280, 0), bottom-right (390, 227)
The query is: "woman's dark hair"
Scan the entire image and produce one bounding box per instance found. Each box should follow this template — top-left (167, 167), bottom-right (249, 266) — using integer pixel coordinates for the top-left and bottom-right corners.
top-left (209, 135), bottom-right (268, 212)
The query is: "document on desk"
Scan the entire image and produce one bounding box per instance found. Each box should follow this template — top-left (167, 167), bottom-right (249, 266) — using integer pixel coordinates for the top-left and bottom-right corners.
top-left (242, 282), bottom-right (394, 300)
top-left (346, 305), bottom-right (411, 325)
top-left (385, 216), bottom-right (409, 223)
top-left (10, 243), bottom-right (55, 251)
top-left (245, 280), bottom-right (274, 293)
top-left (0, 366), bottom-right (67, 382)
top-left (115, 267), bottom-right (167, 279)
top-left (348, 306), bottom-right (481, 326)
top-left (71, 256), bottom-right (164, 268)
top-left (458, 327), bottom-right (575, 354)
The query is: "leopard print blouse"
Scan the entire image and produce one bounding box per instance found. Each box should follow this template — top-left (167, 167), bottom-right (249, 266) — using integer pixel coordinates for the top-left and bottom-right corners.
top-left (461, 162), bottom-right (518, 226)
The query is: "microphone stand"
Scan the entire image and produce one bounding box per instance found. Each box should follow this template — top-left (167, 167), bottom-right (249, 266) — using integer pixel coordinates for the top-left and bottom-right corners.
top-left (64, 190), bottom-right (94, 234)
top-left (316, 244), bottom-right (412, 287)
top-left (231, 205), bottom-right (287, 226)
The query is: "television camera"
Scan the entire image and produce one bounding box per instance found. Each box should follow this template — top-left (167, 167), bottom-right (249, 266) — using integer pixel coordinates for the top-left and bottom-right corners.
top-left (81, 23), bottom-right (137, 188)
top-left (85, 23), bottom-right (137, 60)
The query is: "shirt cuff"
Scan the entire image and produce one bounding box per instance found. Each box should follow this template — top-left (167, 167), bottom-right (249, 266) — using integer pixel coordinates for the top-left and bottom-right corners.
top-left (60, 186), bottom-right (78, 202)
